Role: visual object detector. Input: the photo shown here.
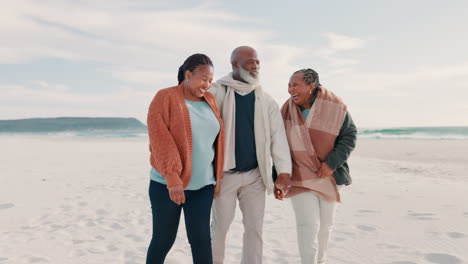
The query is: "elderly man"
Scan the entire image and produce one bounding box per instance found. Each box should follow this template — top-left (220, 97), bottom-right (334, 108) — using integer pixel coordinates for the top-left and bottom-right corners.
top-left (210, 46), bottom-right (292, 264)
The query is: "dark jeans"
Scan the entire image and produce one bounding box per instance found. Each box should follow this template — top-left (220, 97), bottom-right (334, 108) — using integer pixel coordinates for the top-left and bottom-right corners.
top-left (146, 181), bottom-right (214, 264)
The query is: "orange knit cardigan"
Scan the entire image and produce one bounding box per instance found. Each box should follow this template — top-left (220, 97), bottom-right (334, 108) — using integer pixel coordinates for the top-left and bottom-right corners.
top-left (147, 83), bottom-right (225, 193)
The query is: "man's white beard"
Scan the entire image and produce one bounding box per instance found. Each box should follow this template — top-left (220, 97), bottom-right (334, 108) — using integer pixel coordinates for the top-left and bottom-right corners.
top-left (239, 67), bottom-right (259, 85)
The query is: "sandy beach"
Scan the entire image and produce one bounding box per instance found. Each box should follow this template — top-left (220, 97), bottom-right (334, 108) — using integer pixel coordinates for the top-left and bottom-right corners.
top-left (1, 136), bottom-right (467, 264)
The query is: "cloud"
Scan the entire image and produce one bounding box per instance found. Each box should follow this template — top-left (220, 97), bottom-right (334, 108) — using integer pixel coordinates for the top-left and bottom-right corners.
top-left (0, 0), bottom-right (307, 107)
top-left (111, 70), bottom-right (175, 87)
top-left (0, 81), bottom-right (154, 122)
top-left (319, 33), bottom-right (366, 54)
top-left (1, 0), bottom-right (272, 65)
top-left (1, 0), bottom-right (304, 90)
top-left (326, 63), bottom-right (468, 93)
top-left (317, 32), bottom-right (366, 67)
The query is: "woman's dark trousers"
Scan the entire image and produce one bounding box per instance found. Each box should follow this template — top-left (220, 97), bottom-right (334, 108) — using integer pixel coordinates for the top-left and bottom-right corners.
top-left (146, 181), bottom-right (214, 264)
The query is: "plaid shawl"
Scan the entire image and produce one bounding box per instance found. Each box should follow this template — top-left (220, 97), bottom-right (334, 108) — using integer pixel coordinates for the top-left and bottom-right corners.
top-left (281, 87), bottom-right (346, 202)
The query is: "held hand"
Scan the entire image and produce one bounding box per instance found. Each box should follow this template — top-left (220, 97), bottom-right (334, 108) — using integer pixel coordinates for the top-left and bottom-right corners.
top-left (214, 188), bottom-right (220, 199)
top-left (275, 173), bottom-right (292, 197)
top-left (317, 162), bottom-right (333, 178)
top-left (274, 186), bottom-right (284, 200)
top-left (168, 185), bottom-right (185, 205)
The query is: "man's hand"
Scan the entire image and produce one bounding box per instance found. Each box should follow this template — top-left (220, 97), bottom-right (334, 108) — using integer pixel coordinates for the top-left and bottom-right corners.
top-left (168, 185), bottom-right (185, 205)
top-left (275, 173), bottom-right (291, 200)
top-left (274, 186), bottom-right (284, 200)
top-left (317, 162), bottom-right (333, 178)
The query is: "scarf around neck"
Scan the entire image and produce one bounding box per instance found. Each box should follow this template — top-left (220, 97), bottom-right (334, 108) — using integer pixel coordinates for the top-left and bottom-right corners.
top-left (281, 87), bottom-right (347, 202)
top-left (216, 73), bottom-right (260, 171)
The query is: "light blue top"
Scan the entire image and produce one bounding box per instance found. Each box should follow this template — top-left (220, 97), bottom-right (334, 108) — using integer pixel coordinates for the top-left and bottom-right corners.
top-left (302, 108), bottom-right (311, 119)
top-left (150, 99), bottom-right (220, 190)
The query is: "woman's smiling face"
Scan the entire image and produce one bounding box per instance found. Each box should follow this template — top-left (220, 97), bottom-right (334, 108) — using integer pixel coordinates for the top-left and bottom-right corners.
top-left (288, 72), bottom-right (314, 108)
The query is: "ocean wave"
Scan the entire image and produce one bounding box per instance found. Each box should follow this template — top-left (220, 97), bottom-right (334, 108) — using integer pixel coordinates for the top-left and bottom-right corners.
top-left (0, 130), bottom-right (147, 138)
top-left (358, 127), bottom-right (468, 140)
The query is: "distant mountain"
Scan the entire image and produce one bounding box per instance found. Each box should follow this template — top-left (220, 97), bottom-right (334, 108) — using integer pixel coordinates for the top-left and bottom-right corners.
top-left (0, 117), bottom-right (147, 133)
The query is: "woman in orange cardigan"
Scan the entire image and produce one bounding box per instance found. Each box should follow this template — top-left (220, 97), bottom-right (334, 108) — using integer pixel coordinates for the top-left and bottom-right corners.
top-left (146, 54), bottom-right (224, 264)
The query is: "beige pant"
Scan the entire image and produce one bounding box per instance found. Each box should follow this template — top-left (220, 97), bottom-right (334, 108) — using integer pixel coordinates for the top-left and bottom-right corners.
top-left (290, 186), bottom-right (344, 264)
top-left (211, 168), bottom-right (266, 264)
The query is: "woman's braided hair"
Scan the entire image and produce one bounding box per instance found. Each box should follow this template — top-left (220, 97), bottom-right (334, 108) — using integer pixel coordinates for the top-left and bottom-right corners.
top-left (177, 54), bottom-right (213, 84)
top-left (294, 68), bottom-right (321, 87)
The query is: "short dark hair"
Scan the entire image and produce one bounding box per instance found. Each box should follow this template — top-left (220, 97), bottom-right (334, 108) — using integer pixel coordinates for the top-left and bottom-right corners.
top-left (177, 54), bottom-right (213, 84)
top-left (294, 68), bottom-right (321, 86)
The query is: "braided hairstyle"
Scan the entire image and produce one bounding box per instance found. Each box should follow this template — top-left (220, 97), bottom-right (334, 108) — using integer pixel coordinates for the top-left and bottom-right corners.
top-left (294, 68), bottom-right (321, 87)
top-left (177, 54), bottom-right (213, 84)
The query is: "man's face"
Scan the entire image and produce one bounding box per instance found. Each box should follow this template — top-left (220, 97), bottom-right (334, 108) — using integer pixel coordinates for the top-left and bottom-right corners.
top-left (234, 49), bottom-right (260, 78)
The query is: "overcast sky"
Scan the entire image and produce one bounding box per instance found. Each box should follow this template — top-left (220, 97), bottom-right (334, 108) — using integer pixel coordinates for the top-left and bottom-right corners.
top-left (1, 0), bottom-right (467, 127)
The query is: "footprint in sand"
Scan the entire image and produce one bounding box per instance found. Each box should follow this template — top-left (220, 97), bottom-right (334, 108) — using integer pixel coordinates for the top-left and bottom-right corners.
top-left (425, 253), bottom-right (463, 264)
top-left (60, 205), bottom-right (72, 211)
top-left (0, 258), bottom-right (8, 262)
top-left (72, 239), bottom-right (96, 245)
top-left (386, 194), bottom-right (400, 200)
top-left (398, 166), bottom-right (426, 175)
top-left (332, 236), bottom-right (346, 242)
top-left (164, 258), bottom-right (185, 264)
top-left (72, 239), bottom-right (85, 245)
top-left (69, 249), bottom-right (86, 258)
top-left (96, 209), bottom-right (109, 216)
top-left (125, 234), bottom-right (144, 242)
top-left (357, 224), bottom-right (376, 232)
top-left (29, 256), bottom-right (48, 263)
top-left (123, 250), bottom-right (142, 262)
top-left (272, 247), bottom-right (289, 258)
top-left (107, 244), bottom-right (118, 251)
top-left (335, 230), bottom-right (357, 238)
top-left (358, 209), bottom-right (379, 213)
top-left (86, 220), bottom-right (97, 227)
top-left (447, 232), bottom-right (466, 239)
top-left (387, 262), bottom-right (417, 264)
top-left (0, 203), bottom-right (15, 210)
top-left (407, 211), bottom-right (438, 220)
top-left (377, 243), bottom-right (400, 250)
top-left (78, 201), bottom-right (88, 207)
top-left (463, 212), bottom-right (468, 217)
top-left (355, 209), bottom-right (380, 217)
top-left (426, 231), bottom-right (441, 238)
top-left (111, 223), bottom-right (124, 230)
top-left (87, 247), bottom-right (106, 254)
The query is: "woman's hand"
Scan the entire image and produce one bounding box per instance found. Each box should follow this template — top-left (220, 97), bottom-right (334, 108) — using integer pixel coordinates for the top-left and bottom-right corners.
top-left (168, 185), bottom-right (185, 205)
top-left (317, 162), bottom-right (333, 178)
top-left (275, 173), bottom-right (291, 200)
top-left (274, 186), bottom-right (284, 200)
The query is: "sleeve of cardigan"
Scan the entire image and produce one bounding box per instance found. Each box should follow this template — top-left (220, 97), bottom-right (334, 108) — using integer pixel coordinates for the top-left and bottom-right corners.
top-left (147, 93), bottom-right (183, 188)
top-left (325, 111), bottom-right (357, 171)
top-left (268, 98), bottom-right (292, 175)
